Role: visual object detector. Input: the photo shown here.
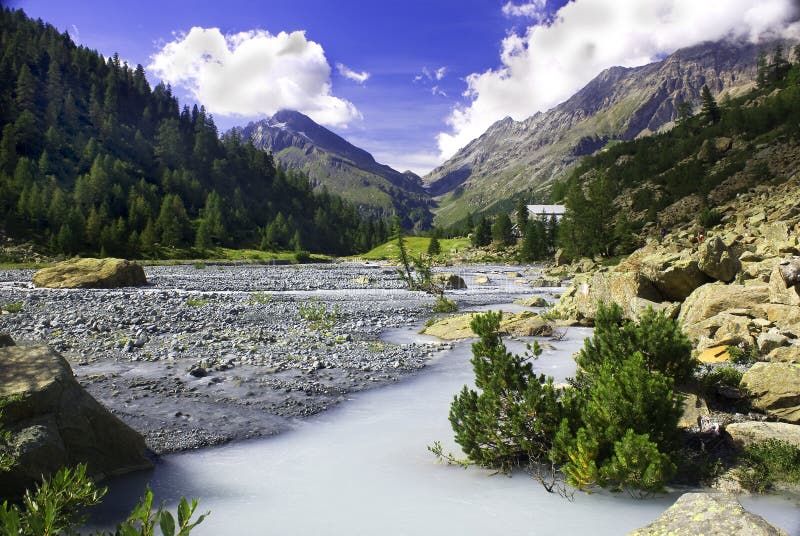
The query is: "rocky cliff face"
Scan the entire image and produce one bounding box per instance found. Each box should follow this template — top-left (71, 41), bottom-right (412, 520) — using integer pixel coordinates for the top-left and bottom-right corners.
top-left (0, 343), bottom-right (152, 498)
top-left (235, 110), bottom-right (434, 228)
top-left (426, 39), bottom-right (786, 226)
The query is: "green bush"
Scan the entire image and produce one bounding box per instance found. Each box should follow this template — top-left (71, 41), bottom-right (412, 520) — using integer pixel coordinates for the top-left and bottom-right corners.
top-left (449, 311), bottom-right (561, 472)
top-left (0, 465), bottom-right (207, 535)
top-left (699, 366), bottom-right (743, 395)
top-left (735, 439), bottom-right (800, 493)
top-left (727, 345), bottom-right (757, 364)
top-left (2, 302), bottom-right (23, 314)
top-left (185, 297), bottom-right (208, 308)
top-left (698, 207), bottom-right (723, 228)
top-left (299, 300), bottom-right (338, 331)
top-left (432, 296), bottom-right (458, 313)
top-left (293, 250), bottom-right (311, 264)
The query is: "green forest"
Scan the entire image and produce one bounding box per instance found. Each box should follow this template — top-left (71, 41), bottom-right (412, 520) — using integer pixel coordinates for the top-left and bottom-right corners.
top-left (0, 8), bottom-right (389, 259)
top-left (553, 44), bottom-right (800, 259)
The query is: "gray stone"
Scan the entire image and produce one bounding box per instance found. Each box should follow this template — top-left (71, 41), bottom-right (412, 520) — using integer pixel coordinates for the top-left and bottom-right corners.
top-left (629, 493), bottom-right (787, 536)
top-left (756, 331), bottom-right (788, 355)
top-left (726, 421), bottom-right (800, 450)
top-left (741, 362), bottom-right (800, 423)
top-left (698, 236), bottom-right (741, 282)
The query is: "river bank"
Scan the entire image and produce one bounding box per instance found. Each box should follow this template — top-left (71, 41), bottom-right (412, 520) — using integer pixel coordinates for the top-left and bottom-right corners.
top-left (0, 262), bottom-right (550, 454)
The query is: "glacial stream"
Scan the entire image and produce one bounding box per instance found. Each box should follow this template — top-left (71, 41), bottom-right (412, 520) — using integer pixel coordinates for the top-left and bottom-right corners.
top-left (85, 305), bottom-right (799, 535)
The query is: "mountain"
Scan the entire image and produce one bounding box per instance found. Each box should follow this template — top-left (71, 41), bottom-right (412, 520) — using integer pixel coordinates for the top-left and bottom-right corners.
top-left (0, 7), bottom-right (382, 258)
top-left (235, 110), bottom-right (435, 229)
top-left (425, 39), bottom-right (792, 227)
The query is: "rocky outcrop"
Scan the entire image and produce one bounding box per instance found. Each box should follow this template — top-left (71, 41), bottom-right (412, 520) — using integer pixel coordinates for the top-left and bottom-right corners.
top-left (726, 421), bottom-right (800, 449)
top-left (698, 236), bottom-right (741, 282)
top-left (551, 271), bottom-right (668, 322)
top-left (513, 296), bottom-right (549, 307)
top-left (629, 493), bottom-right (787, 535)
top-left (638, 253), bottom-right (710, 301)
top-left (0, 345), bottom-right (152, 498)
top-left (33, 258), bottom-right (147, 289)
top-left (779, 257), bottom-right (800, 288)
top-left (740, 363), bottom-right (800, 424)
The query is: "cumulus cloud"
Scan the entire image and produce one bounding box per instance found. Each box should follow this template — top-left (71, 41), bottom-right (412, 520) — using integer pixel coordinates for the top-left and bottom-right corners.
top-left (438, 0), bottom-right (800, 159)
top-left (502, 1), bottom-right (547, 20)
top-left (148, 27), bottom-right (360, 127)
top-left (336, 63), bottom-right (370, 84)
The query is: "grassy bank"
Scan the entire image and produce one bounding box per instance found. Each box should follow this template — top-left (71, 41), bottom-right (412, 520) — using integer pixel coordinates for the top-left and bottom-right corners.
top-left (358, 237), bottom-right (471, 261)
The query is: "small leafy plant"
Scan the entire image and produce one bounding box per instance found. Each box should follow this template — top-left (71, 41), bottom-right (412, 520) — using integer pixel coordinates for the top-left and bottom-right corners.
top-left (185, 297), bottom-right (209, 308)
top-left (2, 302), bottom-right (23, 314)
top-left (299, 299), bottom-right (339, 331)
top-left (432, 296), bottom-right (458, 313)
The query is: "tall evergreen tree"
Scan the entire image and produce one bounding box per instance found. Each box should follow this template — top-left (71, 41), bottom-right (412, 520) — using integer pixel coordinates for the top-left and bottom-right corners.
top-left (700, 85), bottom-right (720, 125)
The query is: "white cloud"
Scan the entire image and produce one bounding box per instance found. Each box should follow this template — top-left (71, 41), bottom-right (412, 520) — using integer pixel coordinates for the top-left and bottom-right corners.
top-left (373, 150), bottom-right (443, 176)
top-left (415, 65), bottom-right (448, 82)
top-left (502, 1), bottom-right (547, 20)
top-left (435, 66), bottom-right (447, 80)
top-left (69, 24), bottom-right (81, 44)
top-left (148, 27), bottom-right (360, 127)
top-left (336, 63), bottom-right (370, 84)
top-left (431, 86), bottom-right (448, 97)
top-left (437, 0), bottom-right (800, 159)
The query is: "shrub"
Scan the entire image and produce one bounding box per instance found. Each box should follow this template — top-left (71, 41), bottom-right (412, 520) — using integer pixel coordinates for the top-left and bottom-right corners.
top-left (449, 312), bottom-right (561, 472)
top-left (735, 439), bottom-right (800, 493)
top-left (698, 207), bottom-right (723, 228)
top-left (192, 262), bottom-right (207, 269)
top-left (432, 296), bottom-right (458, 313)
top-left (0, 464), bottom-right (208, 535)
top-left (699, 366), bottom-right (743, 395)
top-left (727, 345), bottom-right (757, 364)
top-left (2, 302), bottom-right (23, 314)
top-left (293, 250), bottom-right (311, 264)
top-left (185, 297), bottom-right (208, 307)
top-left (299, 300), bottom-right (338, 331)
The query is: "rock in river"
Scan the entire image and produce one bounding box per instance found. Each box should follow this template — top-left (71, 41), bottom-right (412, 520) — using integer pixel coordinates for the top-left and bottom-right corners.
top-left (629, 493), bottom-right (787, 535)
top-left (33, 257), bottom-right (147, 288)
top-left (0, 345), bottom-right (152, 498)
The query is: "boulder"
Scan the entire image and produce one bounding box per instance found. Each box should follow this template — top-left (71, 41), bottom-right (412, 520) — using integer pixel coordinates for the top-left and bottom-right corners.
top-left (33, 258), bottom-right (147, 289)
top-left (432, 273), bottom-right (467, 290)
top-left (0, 345), bottom-right (152, 498)
top-left (513, 296), bottom-right (549, 307)
top-left (0, 333), bottom-right (14, 347)
top-left (740, 362), bottom-right (800, 423)
top-left (629, 493), bottom-right (787, 536)
top-left (726, 421), bottom-right (800, 450)
top-left (778, 257), bottom-right (800, 288)
top-left (754, 303), bottom-right (800, 336)
top-left (684, 312), bottom-right (755, 350)
top-left (756, 330), bottom-right (788, 355)
top-left (473, 276), bottom-right (490, 284)
top-left (552, 271), bottom-right (667, 322)
top-left (554, 248), bottom-right (571, 266)
top-left (698, 345), bottom-right (731, 364)
top-left (766, 345), bottom-right (799, 363)
top-left (626, 250), bottom-right (710, 301)
top-left (769, 263), bottom-right (800, 306)
top-left (678, 283), bottom-right (770, 329)
top-left (698, 236), bottom-right (740, 282)
top-left (678, 391), bottom-right (710, 429)
top-left (422, 312), bottom-right (553, 340)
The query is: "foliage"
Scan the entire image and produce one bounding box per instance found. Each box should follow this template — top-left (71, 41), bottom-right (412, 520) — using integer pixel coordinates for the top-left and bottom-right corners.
top-left (575, 302), bottom-right (696, 384)
top-left (0, 8), bottom-right (382, 258)
top-left (727, 344), bottom-right (758, 364)
top-left (1, 302), bottom-right (23, 314)
top-left (449, 311), bottom-right (561, 472)
top-left (432, 296), bottom-right (458, 313)
top-left (0, 465), bottom-right (207, 536)
top-left (699, 366), bottom-right (743, 395)
top-left (443, 303), bottom-right (689, 494)
top-left (491, 213), bottom-right (514, 247)
top-left (426, 234), bottom-right (441, 256)
top-left (698, 207), bottom-right (723, 229)
top-left (247, 292), bottom-right (271, 305)
top-left (734, 439), bottom-right (800, 493)
top-left (471, 217), bottom-right (492, 248)
top-left (184, 297), bottom-right (208, 308)
top-left (298, 299), bottom-right (339, 331)
top-left (394, 223), bottom-right (443, 296)
top-left (700, 85), bottom-right (721, 125)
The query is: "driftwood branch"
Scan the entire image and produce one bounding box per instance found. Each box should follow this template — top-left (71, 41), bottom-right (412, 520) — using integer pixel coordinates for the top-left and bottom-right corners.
top-left (779, 257), bottom-right (800, 289)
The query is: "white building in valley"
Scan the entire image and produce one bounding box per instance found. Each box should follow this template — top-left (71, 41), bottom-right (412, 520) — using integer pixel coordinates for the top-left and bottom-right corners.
top-left (526, 204), bottom-right (566, 221)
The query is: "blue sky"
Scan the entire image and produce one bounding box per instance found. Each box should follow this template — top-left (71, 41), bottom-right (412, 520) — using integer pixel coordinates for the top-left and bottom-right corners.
top-left (9, 1), bottom-right (800, 174)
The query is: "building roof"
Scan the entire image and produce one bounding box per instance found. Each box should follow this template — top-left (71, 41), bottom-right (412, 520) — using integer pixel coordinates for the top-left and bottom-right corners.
top-left (526, 204), bottom-right (566, 216)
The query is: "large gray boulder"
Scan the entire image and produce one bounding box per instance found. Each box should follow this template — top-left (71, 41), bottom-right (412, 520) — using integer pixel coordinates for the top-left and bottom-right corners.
top-left (33, 258), bottom-right (147, 289)
top-left (740, 362), bottom-right (800, 424)
top-left (769, 263), bottom-right (800, 306)
top-left (698, 236), bottom-right (741, 282)
top-left (629, 493), bottom-right (787, 535)
top-left (0, 345), bottom-right (152, 498)
top-left (726, 421), bottom-right (800, 449)
top-left (678, 283), bottom-right (770, 329)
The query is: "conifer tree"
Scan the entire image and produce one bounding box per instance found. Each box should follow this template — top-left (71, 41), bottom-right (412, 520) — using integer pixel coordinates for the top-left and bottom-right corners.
top-left (491, 213), bottom-right (514, 247)
top-left (471, 216), bottom-right (492, 247)
top-left (700, 85), bottom-right (720, 124)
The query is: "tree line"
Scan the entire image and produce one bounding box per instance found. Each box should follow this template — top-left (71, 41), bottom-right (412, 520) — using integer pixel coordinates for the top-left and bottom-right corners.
top-left (0, 8), bottom-right (386, 258)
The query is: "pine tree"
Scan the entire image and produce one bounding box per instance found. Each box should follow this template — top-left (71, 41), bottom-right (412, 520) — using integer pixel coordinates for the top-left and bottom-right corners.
top-left (515, 198), bottom-right (529, 231)
top-left (491, 213), bottom-right (514, 246)
top-left (427, 230), bottom-right (441, 256)
top-left (471, 216), bottom-right (492, 247)
top-left (700, 85), bottom-right (720, 125)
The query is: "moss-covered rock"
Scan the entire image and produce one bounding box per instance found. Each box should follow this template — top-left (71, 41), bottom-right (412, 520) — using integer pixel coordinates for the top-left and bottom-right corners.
top-left (513, 296), bottom-right (549, 307)
top-left (432, 272), bottom-right (467, 290)
top-left (422, 311), bottom-right (552, 340)
top-left (629, 493), bottom-right (787, 535)
top-left (33, 258), bottom-right (147, 289)
top-left (0, 345), bottom-right (152, 498)
top-left (740, 362), bottom-right (800, 424)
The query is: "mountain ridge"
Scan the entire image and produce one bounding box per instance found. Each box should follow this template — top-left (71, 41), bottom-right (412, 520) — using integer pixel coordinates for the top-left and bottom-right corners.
top-left (425, 38), bottom-right (794, 227)
top-left (234, 110), bottom-right (434, 229)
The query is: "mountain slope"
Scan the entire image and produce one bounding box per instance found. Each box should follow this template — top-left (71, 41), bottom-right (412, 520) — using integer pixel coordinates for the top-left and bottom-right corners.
top-left (236, 110), bottom-right (434, 229)
top-left (426, 39), bottom-right (790, 227)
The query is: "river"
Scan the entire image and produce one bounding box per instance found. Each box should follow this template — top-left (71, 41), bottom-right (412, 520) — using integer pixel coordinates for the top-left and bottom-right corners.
top-left (84, 298), bottom-right (799, 535)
